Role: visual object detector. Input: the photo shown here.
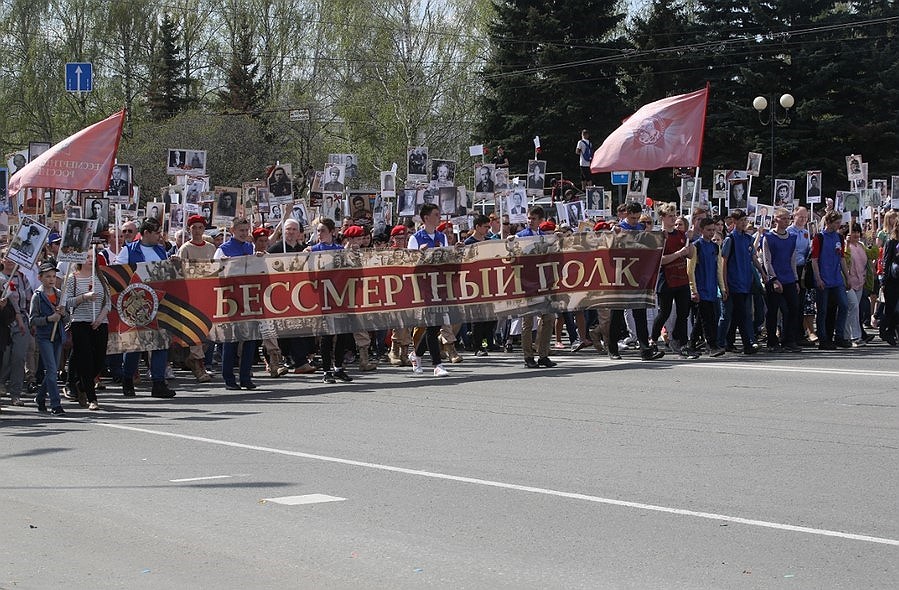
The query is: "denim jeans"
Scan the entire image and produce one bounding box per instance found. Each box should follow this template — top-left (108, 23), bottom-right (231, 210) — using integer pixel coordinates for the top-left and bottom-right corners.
top-left (222, 341), bottom-right (256, 385)
top-left (36, 337), bottom-right (63, 410)
top-left (123, 349), bottom-right (169, 382)
top-left (816, 286), bottom-right (848, 343)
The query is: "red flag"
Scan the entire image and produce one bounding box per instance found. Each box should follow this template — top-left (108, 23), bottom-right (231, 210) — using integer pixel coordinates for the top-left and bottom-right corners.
top-left (7, 109), bottom-right (126, 193)
top-left (590, 87), bottom-right (709, 173)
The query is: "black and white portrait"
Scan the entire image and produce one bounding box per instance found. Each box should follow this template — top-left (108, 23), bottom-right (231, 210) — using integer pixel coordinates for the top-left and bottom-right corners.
top-left (167, 149), bottom-right (188, 174)
top-left (200, 202), bottom-right (213, 226)
top-left (566, 200), bottom-right (585, 224)
top-left (586, 187), bottom-right (603, 213)
top-left (474, 164), bottom-right (496, 195)
top-left (803, 171), bottom-right (820, 204)
top-left (7, 216), bottom-right (49, 268)
top-left (398, 188), bottom-right (416, 216)
top-left (268, 164), bottom-right (294, 198)
top-left (494, 167), bottom-right (509, 190)
top-left (290, 201), bottom-right (309, 228)
top-left (679, 177), bottom-right (699, 201)
top-left (380, 171), bottom-right (396, 197)
top-left (29, 142), bottom-right (50, 162)
top-left (147, 201), bottom-right (166, 226)
top-left (431, 160), bottom-right (456, 185)
top-left (323, 164), bottom-right (346, 193)
top-left (7, 150), bottom-right (28, 177)
top-left (729, 180), bottom-right (748, 209)
top-left (350, 194), bottom-right (373, 224)
top-left (630, 171), bottom-right (645, 193)
top-left (746, 152), bottom-right (762, 177)
top-left (269, 203), bottom-right (283, 222)
top-left (419, 185), bottom-right (439, 206)
top-left (526, 160), bottom-right (546, 192)
top-left (186, 177), bottom-right (209, 203)
top-left (846, 155), bottom-right (863, 181)
top-left (60, 218), bottom-right (92, 261)
top-left (507, 187), bottom-right (528, 223)
top-left (773, 179), bottom-right (795, 206)
top-left (407, 147), bottom-right (428, 178)
top-left (439, 186), bottom-right (456, 215)
top-left (87, 197), bottom-right (109, 233)
top-left (107, 164), bottom-right (130, 197)
top-left (215, 188), bottom-right (238, 219)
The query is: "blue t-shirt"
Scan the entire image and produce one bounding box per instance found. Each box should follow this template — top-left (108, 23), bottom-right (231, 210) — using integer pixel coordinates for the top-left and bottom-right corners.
top-left (787, 225), bottom-right (811, 267)
top-left (516, 227), bottom-right (544, 237)
top-left (219, 238), bottom-right (254, 257)
top-left (311, 241), bottom-right (343, 252)
top-left (815, 231), bottom-right (845, 288)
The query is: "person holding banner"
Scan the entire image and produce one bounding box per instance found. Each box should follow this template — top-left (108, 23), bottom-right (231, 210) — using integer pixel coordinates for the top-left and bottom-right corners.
top-left (608, 202), bottom-right (665, 361)
top-left (516, 206), bottom-right (557, 368)
top-left (177, 214), bottom-right (216, 382)
top-left (115, 217), bottom-right (177, 398)
top-left (406, 203), bottom-right (451, 377)
top-left (215, 217), bottom-right (260, 390)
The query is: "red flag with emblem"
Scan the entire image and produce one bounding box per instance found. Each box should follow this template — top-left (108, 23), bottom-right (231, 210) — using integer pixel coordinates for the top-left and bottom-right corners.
top-left (590, 86), bottom-right (709, 173)
top-left (7, 109), bottom-right (126, 194)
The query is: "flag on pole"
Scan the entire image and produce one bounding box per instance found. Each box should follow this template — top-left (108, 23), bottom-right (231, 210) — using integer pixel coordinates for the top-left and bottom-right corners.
top-left (7, 109), bottom-right (126, 194)
top-left (590, 86), bottom-right (709, 173)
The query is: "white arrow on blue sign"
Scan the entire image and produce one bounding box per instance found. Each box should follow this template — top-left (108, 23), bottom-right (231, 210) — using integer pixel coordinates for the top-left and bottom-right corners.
top-left (65, 62), bottom-right (93, 92)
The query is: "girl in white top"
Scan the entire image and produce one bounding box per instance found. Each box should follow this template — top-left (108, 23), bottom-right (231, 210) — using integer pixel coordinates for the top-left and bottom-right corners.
top-left (64, 254), bottom-right (111, 410)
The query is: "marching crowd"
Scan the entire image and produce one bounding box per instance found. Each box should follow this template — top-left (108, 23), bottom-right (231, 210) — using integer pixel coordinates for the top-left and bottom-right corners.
top-left (1, 197), bottom-right (898, 415)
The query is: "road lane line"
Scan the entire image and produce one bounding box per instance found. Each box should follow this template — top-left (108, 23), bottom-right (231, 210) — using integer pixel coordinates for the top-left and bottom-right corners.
top-left (563, 358), bottom-right (899, 378)
top-left (170, 475), bottom-right (234, 483)
top-left (91, 421), bottom-right (899, 547)
top-left (263, 494), bottom-right (346, 506)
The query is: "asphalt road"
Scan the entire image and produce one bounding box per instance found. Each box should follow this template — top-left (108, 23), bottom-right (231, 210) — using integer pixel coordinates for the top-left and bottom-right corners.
top-left (2, 345), bottom-right (897, 589)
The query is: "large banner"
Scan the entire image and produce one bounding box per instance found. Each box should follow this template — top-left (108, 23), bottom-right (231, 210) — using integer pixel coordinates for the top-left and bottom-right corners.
top-left (101, 232), bottom-right (665, 353)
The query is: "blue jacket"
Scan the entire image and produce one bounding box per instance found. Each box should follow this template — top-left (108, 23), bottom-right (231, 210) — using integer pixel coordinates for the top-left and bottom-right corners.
top-left (123, 240), bottom-right (168, 263)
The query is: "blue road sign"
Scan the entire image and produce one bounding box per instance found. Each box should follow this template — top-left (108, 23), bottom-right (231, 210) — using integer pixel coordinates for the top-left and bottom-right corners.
top-left (610, 171), bottom-right (630, 186)
top-left (65, 62), bottom-right (93, 92)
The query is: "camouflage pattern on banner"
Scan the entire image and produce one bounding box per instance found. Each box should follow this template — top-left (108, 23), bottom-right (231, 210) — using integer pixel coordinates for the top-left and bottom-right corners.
top-left (101, 231), bottom-right (665, 353)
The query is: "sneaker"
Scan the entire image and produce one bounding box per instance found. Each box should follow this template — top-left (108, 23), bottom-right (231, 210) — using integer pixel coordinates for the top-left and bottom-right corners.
top-left (537, 356), bottom-right (557, 368)
top-left (679, 347), bottom-right (700, 360)
top-left (322, 371), bottom-right (337, 384)
top-left (553, 341), bottom-right (566, 350)
top-left (409, 353), bottom-right (423, 374)
top-left (475, 350), bottom-right (488, 357)
top-left (640, 347), bottom-right (665, 361)
top-left (122, 379), bottom-right (136, 397)
top-left (10, 396), bottom-right (24, 407)
top-left (709, 347), bottom-right (726, 358)
top-left (524, 357), bottom-right (539, 368)
top-left (50, 407), bottom-right (66, 415)
top-left (293, 363), bottom-right (316, 374)
top-left (433, 365), bottom-right (449, 377)
top-left (503, 343), bottom-right (514, 353)
top-left (88, 402), bottom-right (100, 411)
top-left (35, 397), bottom-right (47, 413)
top-left (835, 339), bottom-right (853, 349)
top-left (239, 381), bottom-right (258, 390)
top-left (333, 368), bottom-right (353, 383)
top-left (570, 340), bottom-right (587, 352)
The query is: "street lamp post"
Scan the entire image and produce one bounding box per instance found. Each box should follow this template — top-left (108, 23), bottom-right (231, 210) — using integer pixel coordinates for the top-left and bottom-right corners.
top-left (753, 94), bottom-right (795, 197)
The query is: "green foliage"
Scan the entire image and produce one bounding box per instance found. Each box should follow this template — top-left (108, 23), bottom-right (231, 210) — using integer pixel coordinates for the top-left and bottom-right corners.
top-left (119, 112), bottom-right (279, 201)
top-left (147, 14), bottom-right (193, 121)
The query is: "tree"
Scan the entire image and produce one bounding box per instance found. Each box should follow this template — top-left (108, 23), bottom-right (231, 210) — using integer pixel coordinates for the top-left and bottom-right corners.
top-left (219, 30), bottom-right (266, 115)
top-left (147, 14), bottom-right (192, 121)
top-left (479, 0), bottom-right (626, 180)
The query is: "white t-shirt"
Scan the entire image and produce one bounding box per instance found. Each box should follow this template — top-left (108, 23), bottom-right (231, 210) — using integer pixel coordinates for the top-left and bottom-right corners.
top-left (115, 243), bottom-right (165, 264)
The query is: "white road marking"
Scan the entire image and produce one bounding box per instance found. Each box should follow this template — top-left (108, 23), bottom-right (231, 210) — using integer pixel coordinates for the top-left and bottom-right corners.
top-left (93, 421), bottom-right (899, 547)
top-left (563, 357), bottom-right (899, 378)
top-left (170, 475), bottom-right (234, 483)
top-left (264, 494), bottom-right (346, 506)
